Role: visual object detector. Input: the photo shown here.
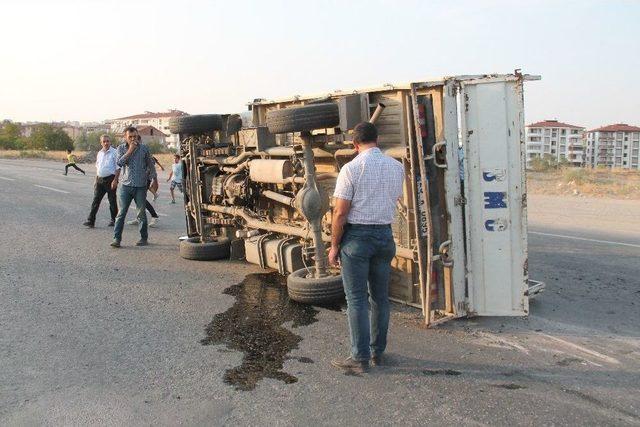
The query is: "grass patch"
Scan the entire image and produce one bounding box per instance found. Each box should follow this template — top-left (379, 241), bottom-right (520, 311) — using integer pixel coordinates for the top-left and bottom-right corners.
top-left (528, 168), bottom-right (640, 199)
top-left (562, 168), bottom-right (589, 184)
top-left (18, 150), bottom-right (48, 159)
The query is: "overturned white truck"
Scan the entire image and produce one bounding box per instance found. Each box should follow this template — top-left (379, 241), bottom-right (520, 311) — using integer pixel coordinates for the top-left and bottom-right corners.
top-left (171, 72), bottom-right (542, 326)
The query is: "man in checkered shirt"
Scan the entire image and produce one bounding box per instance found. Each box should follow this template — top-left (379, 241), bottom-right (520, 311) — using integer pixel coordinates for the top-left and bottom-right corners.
top-left (111, 126), bottom-right (158, 248)
top-left (329, 122), bottom-right (405, 373)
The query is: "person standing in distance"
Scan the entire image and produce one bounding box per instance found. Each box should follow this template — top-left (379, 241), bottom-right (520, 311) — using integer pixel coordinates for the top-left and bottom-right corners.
top-left (166, 154), bottom-right (183, 204)
top-left (83, 135), bottom-right (120, 228)
top-left (111, 126), bottom-right (158, 248)
top-left (329, 122), bottom-right (405, 373)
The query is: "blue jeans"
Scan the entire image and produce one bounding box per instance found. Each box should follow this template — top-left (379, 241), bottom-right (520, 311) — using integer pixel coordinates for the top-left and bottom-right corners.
top-left (113, 185), bottom-right (148, 242)
top-left (340, 224), bottom-right (396, 361)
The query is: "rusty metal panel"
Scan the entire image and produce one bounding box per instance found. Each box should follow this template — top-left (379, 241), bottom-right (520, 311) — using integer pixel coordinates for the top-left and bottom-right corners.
top-left (369, 93), bottom-right (403, 148)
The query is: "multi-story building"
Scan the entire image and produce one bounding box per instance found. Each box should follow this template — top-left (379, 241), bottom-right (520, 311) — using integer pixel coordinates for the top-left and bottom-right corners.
top-left (108, 110), bottom-right (187, 147)
top-left (526, 120), bottom-right (585, 167)
top-left (584, 124), bottom-right (640, 169)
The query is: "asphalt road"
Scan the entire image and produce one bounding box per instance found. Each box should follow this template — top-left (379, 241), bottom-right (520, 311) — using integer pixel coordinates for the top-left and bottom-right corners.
top-left (1, 159), bottom-right (639, 426)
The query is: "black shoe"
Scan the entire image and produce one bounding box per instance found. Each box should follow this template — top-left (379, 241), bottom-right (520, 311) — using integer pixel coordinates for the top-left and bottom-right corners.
top-left (83, 221), bottom-right (94, 228)
top-left (110, 240), bottom-right (121, 248)
top-left (135, 239), bottom-right (148, 246)
top-left (371, 354), bottom-right (383, 367)
top-left (331, 356), bottom-right (369, 373)
top-left (107, 220), bottom-right (115, 227)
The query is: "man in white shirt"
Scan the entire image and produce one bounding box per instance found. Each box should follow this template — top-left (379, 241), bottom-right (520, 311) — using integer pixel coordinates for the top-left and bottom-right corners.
top-left (329, 122), bottom-right (405, 373)
top-left (84, 135), bottom-right (120, 228)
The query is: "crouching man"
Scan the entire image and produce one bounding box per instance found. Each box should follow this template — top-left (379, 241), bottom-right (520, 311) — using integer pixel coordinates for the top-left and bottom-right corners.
top-left (329, 122), bottom-right (405, 373)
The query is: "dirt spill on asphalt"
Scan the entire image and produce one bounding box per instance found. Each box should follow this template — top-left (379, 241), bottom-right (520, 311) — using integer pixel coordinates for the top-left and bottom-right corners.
top-left (493, 383), bottom-right (527, 390)
top-left (200, 272), bottom-right (325, 391)
top-left (422, 369), bottom-right (462, 376)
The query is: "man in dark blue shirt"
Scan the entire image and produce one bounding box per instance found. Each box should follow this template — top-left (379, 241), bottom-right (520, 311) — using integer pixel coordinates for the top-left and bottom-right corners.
top-left (111, 126), bottom-right (158, 248)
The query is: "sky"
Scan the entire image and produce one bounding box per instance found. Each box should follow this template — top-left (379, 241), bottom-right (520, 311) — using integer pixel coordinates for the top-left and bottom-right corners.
top-left (1, 0), bottom-right (639, 129)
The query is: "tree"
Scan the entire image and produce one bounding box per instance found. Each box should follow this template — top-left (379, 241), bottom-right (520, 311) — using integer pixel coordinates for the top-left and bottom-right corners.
top-left (26, 124), bottom-right (74, 151)
top-left (145, 138), bottom-right (167, 154)
top-left (0, 121), bottom-right (25, 150)
top-left (75, 131), bottom-right (120, 152)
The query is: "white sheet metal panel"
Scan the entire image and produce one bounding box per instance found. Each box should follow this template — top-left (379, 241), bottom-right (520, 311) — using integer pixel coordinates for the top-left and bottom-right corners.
top-left (442, 81), bottom-right (467, 316)
top-left (461, 78), bottom-right (528, 316)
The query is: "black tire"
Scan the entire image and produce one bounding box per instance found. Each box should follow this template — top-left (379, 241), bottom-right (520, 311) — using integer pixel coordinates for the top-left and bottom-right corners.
top-left (179, 237), bottom-right (230, 261)
top-left (225, 114), bottom-right (243, 135)
top-left (266, 103), bottom-right (339, 134)
top-left (169, 114), bottom-right (224, 134)
top-left (287, 267), bottom-right (344, 304)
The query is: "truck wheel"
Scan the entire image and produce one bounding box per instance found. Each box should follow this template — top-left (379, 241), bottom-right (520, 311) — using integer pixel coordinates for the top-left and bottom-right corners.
top-left (287, 267), bottom-right (344, 304)
top-left (180, 237), bottom-right (230, 261)
top-left (169, 114), bottom-right (224, 134)
top-left (266, 103), bottom-right (339, 134)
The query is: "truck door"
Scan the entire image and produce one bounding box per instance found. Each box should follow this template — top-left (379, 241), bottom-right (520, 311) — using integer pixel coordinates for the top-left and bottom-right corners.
top-left (459, 75), bottom-right (530, 316)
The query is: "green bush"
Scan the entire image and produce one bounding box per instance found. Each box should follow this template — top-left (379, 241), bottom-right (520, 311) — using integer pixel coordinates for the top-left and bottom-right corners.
top-left (529, 154), bottom-right (558, 172)
top-left (146, 139), bottom-right (169, 155)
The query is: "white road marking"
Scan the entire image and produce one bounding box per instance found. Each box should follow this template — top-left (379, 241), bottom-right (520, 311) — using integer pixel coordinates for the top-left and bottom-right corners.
top-left (34, 184), bottom-right (70, 194)
top-left (156, 213), bottom-right (168, 217)
top-left (474, 332), bottom-right (530, 355)
top-left (530, 231), bottom-right (640, 249)
top-left (539, 333), bottom-right (620, 365)
top-left (0, 176), bottom-right (15, 181)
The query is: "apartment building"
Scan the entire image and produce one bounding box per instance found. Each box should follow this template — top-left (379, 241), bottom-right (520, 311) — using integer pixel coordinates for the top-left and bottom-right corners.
top-left (584, 124), bottom-right (640, 169)
top-left (526, 120), bottom-right (585, 167)
top-left (108, 110), bottom-right (187, 147)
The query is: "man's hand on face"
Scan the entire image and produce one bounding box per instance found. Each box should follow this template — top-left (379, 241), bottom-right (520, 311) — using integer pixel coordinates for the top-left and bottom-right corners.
top-left (125, 133), bottom-right (139, 153)
top-left (328, 245), bottom-right (340, 267)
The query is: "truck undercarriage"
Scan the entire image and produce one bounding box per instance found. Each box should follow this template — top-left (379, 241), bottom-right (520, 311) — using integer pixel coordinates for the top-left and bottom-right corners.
top-left (173, 73), bottom-right (542, 326)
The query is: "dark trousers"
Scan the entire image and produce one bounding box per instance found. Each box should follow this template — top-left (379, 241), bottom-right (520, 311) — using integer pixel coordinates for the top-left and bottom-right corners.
top-left (145, 200), bottom-right (158, 218)
top-left (87, 175), bottom-right (117, 224)
top-left (145, 179), bottom-right (158, 218)
top-left (65, 163), bottom-right (85, 174)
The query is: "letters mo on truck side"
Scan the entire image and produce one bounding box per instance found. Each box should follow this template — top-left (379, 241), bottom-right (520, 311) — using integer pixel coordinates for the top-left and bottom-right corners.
top-left (170, 72), bottom-right (543, 327)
